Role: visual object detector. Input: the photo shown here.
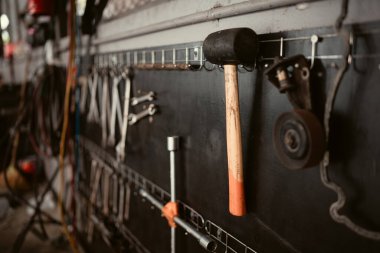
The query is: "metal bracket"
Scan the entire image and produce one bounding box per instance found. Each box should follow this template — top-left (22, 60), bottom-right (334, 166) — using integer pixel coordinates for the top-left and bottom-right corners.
top-left (265, 54), bottom-right (312, 111)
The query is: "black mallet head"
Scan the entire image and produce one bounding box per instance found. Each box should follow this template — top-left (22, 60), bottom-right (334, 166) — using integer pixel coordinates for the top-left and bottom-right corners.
top-left (203, 28), bottom-right (258, 66)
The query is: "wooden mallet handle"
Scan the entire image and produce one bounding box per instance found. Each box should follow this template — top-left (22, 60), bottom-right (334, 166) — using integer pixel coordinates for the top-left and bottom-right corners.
top-left (224, 64), bottom-right (246, 216)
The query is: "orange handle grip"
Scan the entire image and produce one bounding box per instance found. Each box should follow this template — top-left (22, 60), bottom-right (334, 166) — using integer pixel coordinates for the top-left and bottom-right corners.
top-left (224, 64), bottom-right (246, 216)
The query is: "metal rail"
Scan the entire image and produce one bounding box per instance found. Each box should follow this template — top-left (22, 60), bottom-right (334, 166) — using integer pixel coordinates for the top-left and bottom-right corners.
top-left (93, 0), bottom-right (319, 45)
top-left (139, 189), bottom-right (217, 252)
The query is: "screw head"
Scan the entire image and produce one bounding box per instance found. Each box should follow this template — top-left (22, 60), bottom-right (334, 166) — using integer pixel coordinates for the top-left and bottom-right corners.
top-left (311, 35), bottom-right (319, 43)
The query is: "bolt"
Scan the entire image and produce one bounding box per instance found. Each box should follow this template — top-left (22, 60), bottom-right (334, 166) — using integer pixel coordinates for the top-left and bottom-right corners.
top-left (330, 62), bottom-right (338, 69)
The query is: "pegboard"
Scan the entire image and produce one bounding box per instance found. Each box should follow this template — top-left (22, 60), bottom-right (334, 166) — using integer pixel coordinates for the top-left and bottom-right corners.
top-left (77, 21), bottom-right (380, 253)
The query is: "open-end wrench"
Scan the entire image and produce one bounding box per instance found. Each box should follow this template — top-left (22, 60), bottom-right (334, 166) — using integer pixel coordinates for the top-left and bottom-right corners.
top-left (131, 91), bottom-right (155, 106)
top-left (87, 71), bottom-right (100, 123)
top-left (102, 166), bottom-right (112, 215)
top-left (116, 69), bottom-right (132, 162)
top-left (124, 182), bottom-right (132, 221)
top-left (128, 104), bottom-right (157, 125)
top-left (79, 74), bottom-right (88, 114)
top-left (101, 73), bottom-right (111, 147)
top-left (117, 178), bottom-right (125, 224)
top-left (87, 161), bottom-right (102, 242)
top-left (112, 173), bottom-right (119, 216)
top-left (107, 73), bottom-right (124, 146)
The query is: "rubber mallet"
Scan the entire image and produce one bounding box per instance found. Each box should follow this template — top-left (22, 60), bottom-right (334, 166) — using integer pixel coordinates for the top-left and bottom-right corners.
top-left (203, 28), bottom-right (258, 216)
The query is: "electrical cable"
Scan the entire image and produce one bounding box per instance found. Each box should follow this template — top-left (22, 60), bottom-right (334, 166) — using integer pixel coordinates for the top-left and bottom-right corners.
top-left (73, 11), bottom-right (83, 239)
top-left (57, 0), bottom-right (80, 251)
top-left (1, 48), bottom-right (66, 253)
top-left (319, 0), bottom-right (380, 240)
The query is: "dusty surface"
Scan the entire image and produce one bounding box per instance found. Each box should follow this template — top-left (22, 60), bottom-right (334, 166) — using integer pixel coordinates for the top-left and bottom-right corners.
top-left (0, 194), bottom-right (74, 253)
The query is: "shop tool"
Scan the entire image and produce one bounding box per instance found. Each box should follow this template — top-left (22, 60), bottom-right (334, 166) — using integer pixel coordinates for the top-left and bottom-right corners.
top-left (116, 68), bottom-right (132, 162)
top-left (87, 70), bottom-right (100, 123)
top-left (265, 55), bottom-right (325, 169)
top-left (140, 136), bottom-right (216, 252)
top-left (203, 28), bottom-right (258, 216)
top-left (101, 71), bottom-right (111, 147)
top-left (131, 91), bottom-right (155, 106)
top-left (87, 160), bottom-right (103, 242)
top-left (108, 71), bottom-right (124, 146)
top-left (128, 104), bottom-right (157, 125)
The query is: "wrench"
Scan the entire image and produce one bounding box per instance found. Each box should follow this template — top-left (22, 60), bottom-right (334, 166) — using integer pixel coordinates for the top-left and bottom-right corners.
top-left (131, 91), bottom-right (155, 106)
top-left (117, 178), bottom-right (125, 224)
top-left (124, 182), bottom-right (132, 221)
top-left (102, 167), bottom-right (112, 215)
top-left (87, 161), bottom-right (102, 242)
top-left (107, 73), bottom-right (124, 146)
top-left (116, 69), bottom-right (132, 162)
top-left (79, 74), bottom-right (88, 114)
top-left (87, 71), bottom-right (100, 123)
top-left (112, 173), bottom-right (119, 216)
top-left (101, 73), bottom-right (111, 147)
top-left (128, 104), bottom-right (157, 125)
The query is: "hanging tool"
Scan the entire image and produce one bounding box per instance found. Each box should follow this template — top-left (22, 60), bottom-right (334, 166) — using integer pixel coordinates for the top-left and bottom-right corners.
top-left (124, 182), bottom-right (132, 221)
top-left (116, 68), bottom-right (132, 162)
top-left (87, 161), bottom-right (102, 242)
top-left (203, 28), bottom-right (258, 216)
top-left (140, 136), bottom-right (216, 252)
top-left (140, 189), bottom-right (217, 252)
top-left (128, 104), bottom-right (157, 125)
top-left (100, 71), bottom-right (111, 147)
top-left (265, 55), bottom-right (325, 169)
top-left (112, 173), bottom-right (119, 216)
top-left (108, 71), bottom-right (124, 146)
top-left (102, 166), bottom-right (112, 215)
top-left (87, 71), bottom-right (100, 123)
top-left (131, 91), bottom-right (155, 106)
top-left (167, 136), bottom-right (179, 253)
top-left (117, 178), bottom-right (125, 224)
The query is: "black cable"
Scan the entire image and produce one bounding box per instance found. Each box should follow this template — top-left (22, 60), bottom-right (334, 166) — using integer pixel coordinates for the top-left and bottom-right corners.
top-left (320, 0), bottom-right (380, 240)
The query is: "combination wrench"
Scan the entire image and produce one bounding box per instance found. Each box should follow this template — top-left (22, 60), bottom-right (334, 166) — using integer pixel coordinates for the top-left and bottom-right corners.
top-left (128, 104), bottom-right (157, 125)
top-left (117, 178), bottom-right (125, 225)
top-left (131, 91), bottom-right (155, 106)
top-left (116, 69), bottom-right (132, 162)
top-left (87, 161), bottom-right (102, 242)
top-left (112, 173), bottom-right (119, 217)
top-left (124, 181), bottom-right (132, 221)
top-left (107, 72), bottom-right (124, 146)
top-left (102, 166), bottom-right (112, 216)
top-left (87, 71), bottom-right (100, 123)
top-left (101, 72), bottom-right (111, 147)
top-left (79, 74), bottom-right (88, 114)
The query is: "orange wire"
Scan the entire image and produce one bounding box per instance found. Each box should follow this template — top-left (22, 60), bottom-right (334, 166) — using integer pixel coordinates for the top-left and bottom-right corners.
top-left (57, 0), bottom-right (79, 252)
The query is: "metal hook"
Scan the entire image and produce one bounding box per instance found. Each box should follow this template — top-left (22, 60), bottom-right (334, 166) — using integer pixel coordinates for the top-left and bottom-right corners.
top-left (203, 61), bottom-right (216, 71)
top-left (348, 31), bottom-right (353, 65)
top-left (310, 34), bottom-right (319, 69)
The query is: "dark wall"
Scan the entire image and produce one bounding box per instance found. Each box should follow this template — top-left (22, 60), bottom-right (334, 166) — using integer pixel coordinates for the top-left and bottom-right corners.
top-left (80, 22), bottom-right (380, 253)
